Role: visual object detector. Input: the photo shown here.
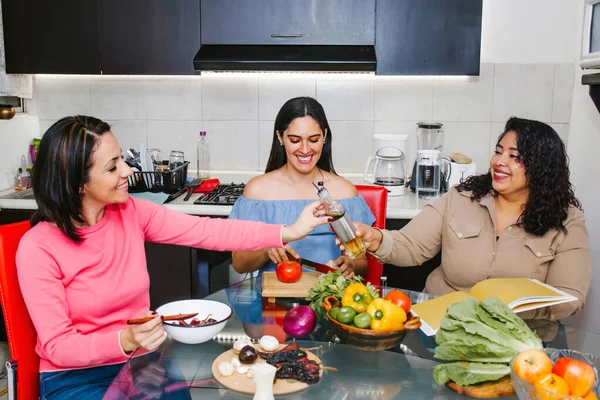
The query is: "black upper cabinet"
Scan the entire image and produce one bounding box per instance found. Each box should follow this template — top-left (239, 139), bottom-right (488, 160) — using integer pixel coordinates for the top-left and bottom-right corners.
top-left (2, 0), bottom-right (101, 74)
top-left (99, 0), bottom-right (201, 75)
top-left (376, 0), bottom-right (482, 75)
top-left (201, 0), bottom-right (375, 45)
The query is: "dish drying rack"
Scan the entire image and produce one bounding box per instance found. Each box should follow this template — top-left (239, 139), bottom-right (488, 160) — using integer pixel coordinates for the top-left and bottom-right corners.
top-left (127, 161), bottom-right (189, 193)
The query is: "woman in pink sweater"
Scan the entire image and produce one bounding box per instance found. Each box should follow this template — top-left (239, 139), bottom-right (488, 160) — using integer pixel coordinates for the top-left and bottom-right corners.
top-left (16, 115), bottom-right (329, 400)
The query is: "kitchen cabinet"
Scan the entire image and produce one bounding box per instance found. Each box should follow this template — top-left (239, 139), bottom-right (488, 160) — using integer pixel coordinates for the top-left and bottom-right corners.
top-left (99, 0), bottom-right (201, 75)
top-left (2, 0), bottom-right (200, 75)
top-left (2, 0), bottom-right (101, 74)
top-left (201, 0), bottom-right (375, 45)
top-left (375, 0), bottom-right (482, 75)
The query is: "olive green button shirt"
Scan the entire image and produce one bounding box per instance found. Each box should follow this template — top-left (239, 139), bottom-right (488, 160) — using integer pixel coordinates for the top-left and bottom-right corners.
top-left (373, 187), bottom-right (592, 321)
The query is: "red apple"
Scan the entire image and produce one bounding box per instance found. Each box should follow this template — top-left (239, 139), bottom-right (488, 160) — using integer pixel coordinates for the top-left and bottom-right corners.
top-left (513, 349), bottom-right (554, 384)
top-left (534, 373), bottom-right (570, 400)
top-left (552, 357), bottom-right (596, 397)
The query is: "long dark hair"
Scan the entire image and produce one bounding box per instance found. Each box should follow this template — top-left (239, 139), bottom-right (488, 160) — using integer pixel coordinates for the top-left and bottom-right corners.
top-left (265, 97), bottom-right (336, 174)
top-left (456, 117), bottom-right (581, 236)
top-left (31, 115), bottom-right (111, 243)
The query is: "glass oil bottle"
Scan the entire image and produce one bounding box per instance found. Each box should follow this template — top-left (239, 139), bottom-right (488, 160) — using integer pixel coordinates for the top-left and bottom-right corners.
top-left (312, 181), bottom-right (366, 259)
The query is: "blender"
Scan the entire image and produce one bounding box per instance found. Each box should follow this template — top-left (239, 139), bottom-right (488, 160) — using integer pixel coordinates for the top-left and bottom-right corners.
top-left (409, 122), bottom-right (446, 193)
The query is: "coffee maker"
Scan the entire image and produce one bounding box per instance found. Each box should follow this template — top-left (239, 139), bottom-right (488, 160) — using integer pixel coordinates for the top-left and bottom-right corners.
top-left (364, 134), bottom-right (408, 196)
top-left (409, 122), bottom-right (448, 193)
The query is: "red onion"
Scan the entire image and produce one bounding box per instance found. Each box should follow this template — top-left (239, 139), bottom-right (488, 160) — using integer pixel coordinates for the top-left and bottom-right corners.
top-left (283, 306), bottom-right (316, 339)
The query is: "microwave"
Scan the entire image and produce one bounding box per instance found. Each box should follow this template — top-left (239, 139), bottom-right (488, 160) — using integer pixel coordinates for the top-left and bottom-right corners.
top-left (581, 0), bottom-right (600, 68)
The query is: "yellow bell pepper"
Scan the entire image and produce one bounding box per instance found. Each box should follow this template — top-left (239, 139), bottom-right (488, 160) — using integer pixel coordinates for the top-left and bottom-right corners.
top-left (342, 283), bottom-right (374, 313)
top-left (366, 298), bottom-right (407, 331)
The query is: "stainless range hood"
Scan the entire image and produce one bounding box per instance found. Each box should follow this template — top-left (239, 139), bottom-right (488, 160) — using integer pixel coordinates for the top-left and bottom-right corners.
top-left (193, 44), bottom-right (376, 73)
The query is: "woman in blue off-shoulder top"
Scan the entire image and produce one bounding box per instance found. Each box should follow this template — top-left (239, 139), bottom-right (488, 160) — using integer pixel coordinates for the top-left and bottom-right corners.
top-left (230, 97), bottom-right (375, 278)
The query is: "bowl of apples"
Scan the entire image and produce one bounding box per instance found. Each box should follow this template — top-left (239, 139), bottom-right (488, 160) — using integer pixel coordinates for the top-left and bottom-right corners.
top-left (510, 348), bottom-right (599, 399)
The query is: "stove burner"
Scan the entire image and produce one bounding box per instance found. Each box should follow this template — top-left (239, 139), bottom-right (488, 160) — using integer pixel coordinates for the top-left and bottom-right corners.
top-left (194, 183), bottom-right (245, 206)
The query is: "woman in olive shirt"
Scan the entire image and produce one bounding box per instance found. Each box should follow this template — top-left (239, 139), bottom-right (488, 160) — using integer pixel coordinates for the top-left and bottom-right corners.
top-left (353, 117), bottom-right (591, 321)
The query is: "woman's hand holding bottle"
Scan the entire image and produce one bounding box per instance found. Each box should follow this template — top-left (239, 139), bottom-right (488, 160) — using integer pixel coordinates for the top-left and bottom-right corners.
top-left (120, 311), bottom-right (166, 353)
top-left (281, 201), bottom-right (329, 243)
top-left (335, 222), bottom-right (384, 253)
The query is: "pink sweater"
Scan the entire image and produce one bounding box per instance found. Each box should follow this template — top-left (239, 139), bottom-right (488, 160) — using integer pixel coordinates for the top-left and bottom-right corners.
top-left (16, 197), bottom-right (284, 372)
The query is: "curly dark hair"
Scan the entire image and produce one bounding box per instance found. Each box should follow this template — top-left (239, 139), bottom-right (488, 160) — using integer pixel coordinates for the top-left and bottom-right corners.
top-left (456, 116), bottom-right (581, 236)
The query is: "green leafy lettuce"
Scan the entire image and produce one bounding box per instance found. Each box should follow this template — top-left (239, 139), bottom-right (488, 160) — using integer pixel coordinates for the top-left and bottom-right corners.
top-left (433, 296), bottom-right (543, 386)
top-left (306, 271), bottom-right (379, 321)
top-left (433, 362), bottom-right (511, 386)
top-left (434, 297), bottom-right (542, 363)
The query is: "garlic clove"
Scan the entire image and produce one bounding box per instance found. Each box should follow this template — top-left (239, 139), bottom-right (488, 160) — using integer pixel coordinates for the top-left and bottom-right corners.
top-left (258, 335), bottom-right (279, 352)
top-left (233, 338), bottom-right (253, 354)
top-left (247, 365), bottom-right (255, 378)
top-left (231, 357), bottom-right (241, 368)
top-left (218, 362), bottom-right (234, 377)
top-left (236, 365), bottom-right (250, 374)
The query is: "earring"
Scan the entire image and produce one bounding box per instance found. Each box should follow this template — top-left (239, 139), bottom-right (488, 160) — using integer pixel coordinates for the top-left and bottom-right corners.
top-left (323, 140), bottom-right (327, 144)
top-left (279, 142), bottom-right (283, 147)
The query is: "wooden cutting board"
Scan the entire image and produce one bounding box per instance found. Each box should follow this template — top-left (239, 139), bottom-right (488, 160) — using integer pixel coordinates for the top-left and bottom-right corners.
top-left (261, 271), bottom-right (320, 300)
top-left (211, 344), bottom-right (323, 395)
top-left (446, 376), bottom-right (515, 398)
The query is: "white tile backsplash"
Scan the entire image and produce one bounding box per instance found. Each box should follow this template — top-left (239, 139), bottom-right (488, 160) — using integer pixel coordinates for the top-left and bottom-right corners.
top-left (316, 79), bottom-right (374, 121)
top-left (91, 77), bottom-right (146, 120)
top-left (329, 121), bottom-right (373, 173)
top-left (258, 76), bottom-right (315, 121)
top-left (23, 63), bottom-right (575, 177)
top-left (433, 64), bottom-right (494, 122)
top-left (0, 115), bottom-right (38, 189)
top-left (552, 64), bottom-right (575, 123)
top-left (374, 78), bottom-right (434, 122)
top-left (108, 120), bottom-right (148, 156)
top-left (492, 64), bottom-right (555, 122)
top-left (34, 76), bottom-right (91, 120)
top-left (201, 75), bottom-right (258, 120)
top-left (202, 121), bottom-right (259, 170)
top-left (147, 120), bottom-right (202, 168)
top-left (258, 120), bottom-right (275, 172)
top-left (550, 123), bottom-right (569, 143)
top-left (145, 77), bottom-right (202, 121)
top-left (442, 122), bottom-right (493, 174)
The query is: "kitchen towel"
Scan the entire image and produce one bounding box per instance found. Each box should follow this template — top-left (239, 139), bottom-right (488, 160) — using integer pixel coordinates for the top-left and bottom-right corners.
top-left (129, 192), bottom-right (170, 205)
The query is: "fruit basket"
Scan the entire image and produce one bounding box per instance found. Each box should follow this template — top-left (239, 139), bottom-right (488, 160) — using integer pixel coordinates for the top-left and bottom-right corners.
top-left (322, 296), bottom-right (421, 351)
top-left (510, 348), bottom-right (600, 400)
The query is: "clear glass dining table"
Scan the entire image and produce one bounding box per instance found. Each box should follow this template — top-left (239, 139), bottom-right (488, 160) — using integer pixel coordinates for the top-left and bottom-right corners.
top-left (104, 278), bottom-right (600, 400)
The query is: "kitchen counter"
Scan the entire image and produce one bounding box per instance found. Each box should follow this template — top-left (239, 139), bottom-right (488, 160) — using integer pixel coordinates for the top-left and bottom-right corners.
top-left (0, 171), bottom-right (435, 219)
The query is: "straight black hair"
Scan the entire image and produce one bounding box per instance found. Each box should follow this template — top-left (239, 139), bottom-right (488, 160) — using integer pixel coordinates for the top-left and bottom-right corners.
top-left (31, 115), bottom-right (111, 242)
top-left (265, 97), bottom-right (336, 174)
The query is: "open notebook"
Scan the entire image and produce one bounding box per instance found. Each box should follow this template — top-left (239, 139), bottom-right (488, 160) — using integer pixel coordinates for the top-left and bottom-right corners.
top-left (411, 278), bottom-right (578, 336)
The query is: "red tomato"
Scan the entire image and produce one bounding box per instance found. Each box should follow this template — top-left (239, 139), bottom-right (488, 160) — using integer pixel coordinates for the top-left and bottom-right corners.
top-left (384, 290), bottom-right (412, 313)
top-left (552, 357), bottom-right (596, 397)
top-left (534, 373), bottom-right (570, 400)
top-left (512, 349), bottom-right (553, 385)
top-left (275, 261), bottom-right (302, 283)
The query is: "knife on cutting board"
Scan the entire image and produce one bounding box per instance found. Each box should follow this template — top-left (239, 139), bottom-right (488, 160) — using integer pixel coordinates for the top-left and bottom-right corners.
top-left (283, 250), bottom-right (338, 274)
top-left (300, 258), bottom-right (339, 274)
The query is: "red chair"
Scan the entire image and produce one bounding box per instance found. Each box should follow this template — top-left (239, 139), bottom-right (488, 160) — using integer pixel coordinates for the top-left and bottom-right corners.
top-left (0, 221), bottom-right (39, 400)
top-left (355, 185), bottom-right (388, 287)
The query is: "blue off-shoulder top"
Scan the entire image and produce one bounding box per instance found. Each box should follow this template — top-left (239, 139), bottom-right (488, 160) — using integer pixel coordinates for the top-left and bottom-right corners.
top-left (229, 195), bottom-right (376, 274)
